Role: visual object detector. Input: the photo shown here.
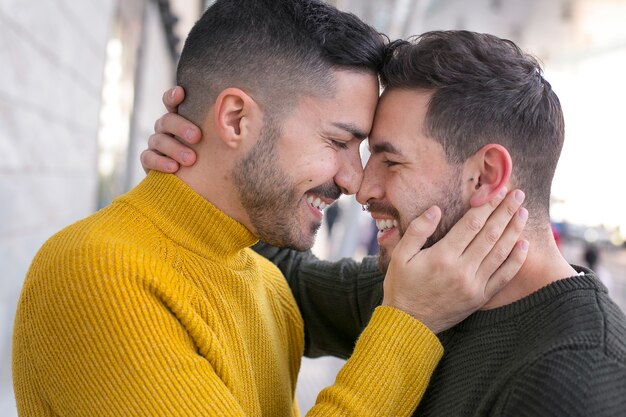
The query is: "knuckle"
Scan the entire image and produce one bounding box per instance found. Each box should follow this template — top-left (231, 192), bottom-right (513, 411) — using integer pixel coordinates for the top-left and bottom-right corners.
top-left (492, 246), bottom-right (510, 265)
top-left (432, 253), bottom-right (453, 272)
top-left (459, 280), bottom-right (477, 301)
top-left (466, 215), bottom-right (484, 233)
top-left (484, 227), bottom-right (500, 246)
top-left (506, 202), bottom-right (518, 217)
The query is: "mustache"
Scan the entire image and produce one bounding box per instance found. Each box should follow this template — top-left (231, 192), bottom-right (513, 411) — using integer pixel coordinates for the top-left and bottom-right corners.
top-left (308, 182), bottom-right (342, 200)
top-left (366, 200), bottom-right (400, 219)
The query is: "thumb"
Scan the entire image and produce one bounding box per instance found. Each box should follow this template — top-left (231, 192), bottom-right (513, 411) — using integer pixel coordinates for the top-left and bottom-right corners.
top-left (391, 206), bottom-right (441, 263)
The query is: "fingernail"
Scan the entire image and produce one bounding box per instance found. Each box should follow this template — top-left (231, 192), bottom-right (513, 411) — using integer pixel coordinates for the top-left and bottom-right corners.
top-left (185, 128), bottom-right (195, 141)
top-left (498, 187), bottom-right (507, 198)
top-left (518, 207), bottom-right (528, 220)
top-left (181, 152), bottom-right (191, 164)
top-left (520, 239), bottom-right (529, 251)
top-left (170, 88), bottom-right (176, 99)
top-left (425, 206), bottom-right (437, 221)
top-left (166, 162), bottom-right (177, 172)
top-left (515, 190), bottom-right (525, 203)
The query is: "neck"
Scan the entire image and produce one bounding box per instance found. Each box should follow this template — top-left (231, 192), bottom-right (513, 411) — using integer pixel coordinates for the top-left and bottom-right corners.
top-left (481, 224), bottom-right (578, 310)
top-left (174, 151), bottom-right (255, 235)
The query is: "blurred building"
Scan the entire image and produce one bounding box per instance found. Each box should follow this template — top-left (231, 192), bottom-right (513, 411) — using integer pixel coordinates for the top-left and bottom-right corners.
top-left (1, 1), bottom-right (625, 416)
top-left (0, 1), bottom-right (203, 415)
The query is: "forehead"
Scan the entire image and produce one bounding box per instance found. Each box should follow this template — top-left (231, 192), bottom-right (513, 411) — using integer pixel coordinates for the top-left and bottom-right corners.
top-left (368, 88), bottom-right (433, 148)
top-left (293, 70), bottom-right (380, 136)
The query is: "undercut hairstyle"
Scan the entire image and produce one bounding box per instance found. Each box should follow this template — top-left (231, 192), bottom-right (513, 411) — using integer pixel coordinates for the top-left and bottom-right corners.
top-left (381, 30), bottom-right (565, 223)
top-left (177, 0), bottom-right (386, 126)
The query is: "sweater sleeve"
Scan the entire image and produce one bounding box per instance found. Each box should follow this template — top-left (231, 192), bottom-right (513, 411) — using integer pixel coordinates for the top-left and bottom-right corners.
top-left (490, 349), bottom-right (626, 417)
top-left (253, 242), bottom-right (384, 358)
top-left (308, 306), bottom-right (444, 417)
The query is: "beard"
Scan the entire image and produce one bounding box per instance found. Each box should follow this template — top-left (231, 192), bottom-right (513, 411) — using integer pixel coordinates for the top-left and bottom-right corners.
top-left (231, 117), bottom-right (340, 251)
top-left (377, 174), bottom-right (467, 274)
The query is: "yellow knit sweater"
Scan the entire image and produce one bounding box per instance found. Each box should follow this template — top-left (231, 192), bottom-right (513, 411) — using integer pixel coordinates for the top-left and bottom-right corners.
top-left (13, 172), bottom-right (443, 416)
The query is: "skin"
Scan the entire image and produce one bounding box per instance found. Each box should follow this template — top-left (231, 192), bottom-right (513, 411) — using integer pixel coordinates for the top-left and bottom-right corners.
top-left (142, 85), bottom-right (532, 331)
top-left (358, 89), bottom-right (469, 273)
top-left (176, 70), bottom-right (378, 251)
top-left (358, 88), bottom-right (577, 312)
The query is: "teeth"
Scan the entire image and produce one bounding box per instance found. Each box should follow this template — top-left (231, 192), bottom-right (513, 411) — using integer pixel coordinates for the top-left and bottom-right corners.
top-left (376, 219), bottom-right (398, 230)
top-left (306, 194), bottom-right (329, 211)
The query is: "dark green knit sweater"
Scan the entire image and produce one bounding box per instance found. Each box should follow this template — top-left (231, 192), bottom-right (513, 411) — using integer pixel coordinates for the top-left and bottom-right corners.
top-left (254, 244), bottom-right (626, 416)
top-left (415, 270), bottom-right (626, 417)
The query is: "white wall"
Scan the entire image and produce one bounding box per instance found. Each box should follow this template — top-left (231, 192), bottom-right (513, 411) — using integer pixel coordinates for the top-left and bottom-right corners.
top-left (0, 1), bottom-right (197, 415)
top-left (0, 2), bottom-right (116, 415)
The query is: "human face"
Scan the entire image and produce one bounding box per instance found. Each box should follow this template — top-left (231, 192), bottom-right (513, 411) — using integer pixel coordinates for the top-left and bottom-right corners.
top-left (356, 89), bottom-right (468, 273)
top-left (234, 70), bottom-right (379, 250)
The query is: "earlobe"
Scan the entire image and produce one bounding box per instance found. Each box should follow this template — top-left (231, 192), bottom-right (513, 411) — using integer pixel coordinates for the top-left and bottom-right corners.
top-left (468, 144), bottom-right (512, 207)
top-left (213, 88), bottom-right (259, 149)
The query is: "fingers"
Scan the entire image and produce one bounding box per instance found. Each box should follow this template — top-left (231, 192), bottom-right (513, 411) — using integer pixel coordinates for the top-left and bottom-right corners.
top-left (140, 148), bottom-right (179, 174)
top-left (441, 187), bottom-right (512, 258)
top-left (154, 113), bottom-right (201, 145)
top-left (461, 189), bottom-right (526, 262)
top-left (483, 239), bottom-right (529, 299)
top-left (391, 206), bottom-right (441, 264)
top-left (147, 131), bottom-right (197, 167)
top-left (162, 86), bottom-right (186, 113)
top-left (472, 202), bottom-right (528, 282)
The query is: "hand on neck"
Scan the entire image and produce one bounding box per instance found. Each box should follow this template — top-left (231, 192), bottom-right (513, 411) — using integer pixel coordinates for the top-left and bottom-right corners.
top-left (481, 226), bottom-right (578, 310)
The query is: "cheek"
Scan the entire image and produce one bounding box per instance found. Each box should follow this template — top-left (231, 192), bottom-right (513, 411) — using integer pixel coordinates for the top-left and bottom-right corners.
top-left (297, 151), bottom-right (339, 182)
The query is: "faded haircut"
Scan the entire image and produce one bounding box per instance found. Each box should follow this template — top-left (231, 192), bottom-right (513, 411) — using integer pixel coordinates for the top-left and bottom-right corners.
top-left (177, 0), bottom-right (387, 126)
top-left (381, 30), bottom-right (565, 223)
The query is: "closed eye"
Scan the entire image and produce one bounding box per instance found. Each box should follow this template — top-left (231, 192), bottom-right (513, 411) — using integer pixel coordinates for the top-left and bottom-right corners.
top-left (330, 139), bottom-right (349, 150)
top-left (382, 159), bottom-right (400, 167)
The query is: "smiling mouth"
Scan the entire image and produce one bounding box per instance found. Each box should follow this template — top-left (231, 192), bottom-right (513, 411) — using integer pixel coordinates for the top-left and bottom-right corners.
top-left (305, 193), bottom-right (333, 211)
top-left (375, 218), bottom-right (399, 231)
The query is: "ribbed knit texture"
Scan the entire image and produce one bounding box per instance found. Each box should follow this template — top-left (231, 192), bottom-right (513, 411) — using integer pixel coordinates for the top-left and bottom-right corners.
top-left (414, 271), bottom-right (626, 417)
top-left (13, 171), bottom-right (443, 417)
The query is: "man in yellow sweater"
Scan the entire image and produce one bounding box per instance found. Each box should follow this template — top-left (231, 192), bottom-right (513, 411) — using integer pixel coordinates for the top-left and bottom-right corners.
top-left (13, 1), bottom-right (527, 416)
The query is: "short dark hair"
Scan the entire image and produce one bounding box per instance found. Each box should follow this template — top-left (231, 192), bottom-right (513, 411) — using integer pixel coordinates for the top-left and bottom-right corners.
top-left (177, 0), bottom-right (386, 125)
top-left (380, 30), bottom-right (565, 223)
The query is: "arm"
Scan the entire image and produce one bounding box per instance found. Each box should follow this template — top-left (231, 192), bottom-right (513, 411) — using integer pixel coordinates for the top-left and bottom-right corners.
top-left (253, 242), bottom-right (384, 358)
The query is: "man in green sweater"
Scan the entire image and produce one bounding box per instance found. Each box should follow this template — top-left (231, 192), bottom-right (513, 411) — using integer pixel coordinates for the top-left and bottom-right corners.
top-left (146, 31), bottom-right (626, 416)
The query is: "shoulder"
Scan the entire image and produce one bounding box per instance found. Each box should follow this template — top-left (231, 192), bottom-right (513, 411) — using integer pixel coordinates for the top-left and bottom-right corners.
top-left (496, 343), bottom-right (626, 416)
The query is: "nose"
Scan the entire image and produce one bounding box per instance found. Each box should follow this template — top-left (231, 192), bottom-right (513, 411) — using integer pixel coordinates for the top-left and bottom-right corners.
top-left (334, 142), bottom-right (364, 195)
top-left (356, 159), bottom-right (384, 205)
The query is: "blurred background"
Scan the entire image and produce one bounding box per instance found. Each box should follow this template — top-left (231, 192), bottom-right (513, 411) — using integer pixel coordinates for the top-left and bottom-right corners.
top-left (1, 0), bottom-right (625, 415)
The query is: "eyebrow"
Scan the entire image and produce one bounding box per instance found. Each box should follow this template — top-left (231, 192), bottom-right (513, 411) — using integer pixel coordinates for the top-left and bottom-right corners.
top-left (332, 122), bottom-right (368, 141)
top-left (371, 141), bottom-right (403, 156)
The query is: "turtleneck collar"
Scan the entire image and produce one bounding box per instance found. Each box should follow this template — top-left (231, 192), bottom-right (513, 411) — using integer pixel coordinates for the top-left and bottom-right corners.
top-left (117, 171), bottom-right (258, 266)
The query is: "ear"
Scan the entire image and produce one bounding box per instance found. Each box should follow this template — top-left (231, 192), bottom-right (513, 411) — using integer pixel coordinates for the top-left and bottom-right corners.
top-left (213, 88), bottom-right (261, 149)
top-left (465, 144), bottom-right (512, 207)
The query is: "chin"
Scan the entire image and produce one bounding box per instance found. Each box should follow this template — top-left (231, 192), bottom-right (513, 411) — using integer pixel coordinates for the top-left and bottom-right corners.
top-left (260, 223), bottom-right (319, 251)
